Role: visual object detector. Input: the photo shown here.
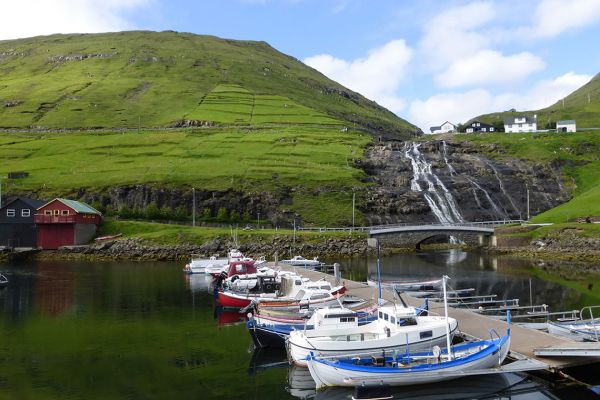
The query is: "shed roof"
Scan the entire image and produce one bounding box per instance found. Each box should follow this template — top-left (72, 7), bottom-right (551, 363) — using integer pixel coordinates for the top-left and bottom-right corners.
top-left (557, 120), bottom-right (576, 125)
top-left (0, 197), bottom-right (46, 210)
top-left (38, 198), bottom-right (102, 215)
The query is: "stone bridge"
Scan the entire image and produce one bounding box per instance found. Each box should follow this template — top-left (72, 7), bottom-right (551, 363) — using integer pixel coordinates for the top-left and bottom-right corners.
top-left (368, 222), bottom-right (502, 249)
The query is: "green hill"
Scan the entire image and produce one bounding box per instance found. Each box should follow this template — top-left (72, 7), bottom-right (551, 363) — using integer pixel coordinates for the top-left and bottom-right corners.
top-left (0, 31), bottom-right (419, 137)
top-left (473, 73), bottom-right (600, 129)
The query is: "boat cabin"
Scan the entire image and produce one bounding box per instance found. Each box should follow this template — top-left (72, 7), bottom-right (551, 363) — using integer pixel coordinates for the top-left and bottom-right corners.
top-left (377, 306), bottom-right (418, 329)
top-left (312, 308), bottom-right (359, 329)
top-left (294, 289), bottom-right (332, 302)
top-left (224, 260), bottom-right (257, 278)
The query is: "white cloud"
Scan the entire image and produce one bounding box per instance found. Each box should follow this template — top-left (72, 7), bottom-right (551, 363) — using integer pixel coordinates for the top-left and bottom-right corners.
top-left (304, 40), bottom-right (413, 114)
top-left (409, 71), bottom-right (592, 132)
top-left (527, 0), bottom-right (600, 38)
top-left (0, 0), bottom-right (150, 40)
top-left (436, 50), bottom-right (545, 88)
top-left (419, 1), bottom-right (496, 66)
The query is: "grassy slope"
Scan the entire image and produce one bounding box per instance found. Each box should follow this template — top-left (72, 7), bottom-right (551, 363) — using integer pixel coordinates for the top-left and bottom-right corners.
top-left (0, 31), bottom-right (419, 137)
top-left (474, 73), bottom-right (600, 129)
top-left (451, 131), bottom-right (600, 223)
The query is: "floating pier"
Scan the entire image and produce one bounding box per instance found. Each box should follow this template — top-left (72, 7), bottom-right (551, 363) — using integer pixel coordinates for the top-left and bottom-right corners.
top-left (275, 263), bottom-right (600, 371)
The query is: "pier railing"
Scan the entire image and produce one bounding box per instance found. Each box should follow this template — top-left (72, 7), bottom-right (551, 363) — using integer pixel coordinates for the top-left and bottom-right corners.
top-left (297, 219), bottom-right (525, 233)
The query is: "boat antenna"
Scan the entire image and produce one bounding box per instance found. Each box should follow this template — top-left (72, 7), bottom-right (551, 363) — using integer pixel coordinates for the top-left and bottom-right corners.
top-left (396, 290), bottom-right (408, 308)
top-left (376, 240), bottom-right (382, 304)
top-left (442, 275), bottom-right (452, 361)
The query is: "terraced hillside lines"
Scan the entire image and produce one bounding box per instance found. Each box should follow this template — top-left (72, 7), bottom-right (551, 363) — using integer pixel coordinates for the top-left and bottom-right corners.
top-left (0, 127), bottom-right (370, 193)
top-left (0, 31), bottom-right (420, 137)
top-left (184, 83), bottom-right (342, 126)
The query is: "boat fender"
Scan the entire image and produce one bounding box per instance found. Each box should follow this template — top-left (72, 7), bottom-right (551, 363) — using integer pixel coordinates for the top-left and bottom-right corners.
top-left (385, 327), bottom-right (391, 337)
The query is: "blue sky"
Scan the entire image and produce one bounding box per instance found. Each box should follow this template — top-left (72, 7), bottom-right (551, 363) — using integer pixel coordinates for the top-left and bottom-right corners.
top-left (2, 0), bottom-right (600, 131)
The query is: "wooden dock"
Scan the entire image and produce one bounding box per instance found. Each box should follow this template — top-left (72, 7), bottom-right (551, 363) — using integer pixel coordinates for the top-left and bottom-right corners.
top-left (275, 263), bottom-right (600, 371)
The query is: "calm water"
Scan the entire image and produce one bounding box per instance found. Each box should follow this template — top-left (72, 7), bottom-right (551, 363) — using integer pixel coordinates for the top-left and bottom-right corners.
top-left (0, 250), bottom-right (598, 399)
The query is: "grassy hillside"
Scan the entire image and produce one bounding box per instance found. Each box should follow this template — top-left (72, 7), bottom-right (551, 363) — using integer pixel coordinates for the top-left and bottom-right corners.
top-left (452, 131), bottom-right (600, 223)
top-left (474, 73), bottom-right (600, 129)
top-left (0, 31), bottom-right (419, 137)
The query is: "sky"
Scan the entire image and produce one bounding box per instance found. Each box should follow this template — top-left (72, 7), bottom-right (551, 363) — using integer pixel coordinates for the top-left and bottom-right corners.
top-left (2, 0), bottom-right (600, 132)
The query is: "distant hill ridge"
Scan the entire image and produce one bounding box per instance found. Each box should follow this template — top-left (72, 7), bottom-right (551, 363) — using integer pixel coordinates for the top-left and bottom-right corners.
top-left (0, 30), bottom-right (420, 138)
top-left (471, 73), bottom-right (600, 129)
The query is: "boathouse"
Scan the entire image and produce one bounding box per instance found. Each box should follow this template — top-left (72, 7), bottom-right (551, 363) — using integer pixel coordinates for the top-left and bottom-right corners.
top-left (0, 197), bottom-right (46, 248)
top-left (35, 198), bottom-right (102, 249)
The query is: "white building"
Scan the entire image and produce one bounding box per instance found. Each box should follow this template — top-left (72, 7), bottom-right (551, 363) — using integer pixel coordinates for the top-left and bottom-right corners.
top-left (429, 121), bottom-right (456, 134)
top-left (504, 115), bottom-right (537, 133)
top-left (556, 120), bottom-right (576, 132)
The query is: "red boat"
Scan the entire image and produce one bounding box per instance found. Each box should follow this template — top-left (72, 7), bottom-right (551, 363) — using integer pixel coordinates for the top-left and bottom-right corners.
top-left (210, 259), bottom-right (257, 280)
top-left (217, 291), bottom-right (255, 308)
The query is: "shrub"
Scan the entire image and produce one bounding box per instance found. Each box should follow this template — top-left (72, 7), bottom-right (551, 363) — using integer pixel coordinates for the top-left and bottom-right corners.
top-left (145, 202), bottom-right (161, 220)
top-left (216, 207), bottom-right (228, 222)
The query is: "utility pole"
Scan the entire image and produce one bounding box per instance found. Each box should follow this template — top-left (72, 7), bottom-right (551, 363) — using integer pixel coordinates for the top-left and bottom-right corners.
top-left (257, 212), bottom-right (260, 229)
top-left (192, 188), bottom-right (196, 227)
top-left (293, 218), bottom-right (296, 243)
top-left (352, 192), bottom-right (355, 228)
top-left (0, 179), bottom-right (2, 209)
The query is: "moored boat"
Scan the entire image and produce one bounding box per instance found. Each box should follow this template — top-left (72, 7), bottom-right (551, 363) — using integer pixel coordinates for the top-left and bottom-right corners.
top-left (287, 304), bottom-right (458, 367)
top-left (281, 255), bottom-right (324, 267)
top-left (306, 326), bottom-right (510, 388)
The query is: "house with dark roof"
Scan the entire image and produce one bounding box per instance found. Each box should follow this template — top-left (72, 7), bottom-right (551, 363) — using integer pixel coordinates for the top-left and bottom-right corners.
top-left (429, 121), bottom-right (456, 134)
top-left (34, 198), bottom-right (102, 249)
top-left (504, 115), bottom-right (537, 133)
top-left (465, 121), bottom-right (496, 133)
top-left (0, 197), bottom-right (46, 247)
top-left (556, 120), bottom-right (576, 132)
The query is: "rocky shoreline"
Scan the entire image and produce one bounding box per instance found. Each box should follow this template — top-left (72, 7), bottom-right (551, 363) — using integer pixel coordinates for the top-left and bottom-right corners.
top-left (23, 236), bottom-right (373, 262)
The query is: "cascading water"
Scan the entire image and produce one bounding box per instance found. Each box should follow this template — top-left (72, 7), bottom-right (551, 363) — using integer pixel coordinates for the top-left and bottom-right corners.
top-left (486, 161), bottom-right (521, 218)
top-left (404, 142), bottom-right (464, 224)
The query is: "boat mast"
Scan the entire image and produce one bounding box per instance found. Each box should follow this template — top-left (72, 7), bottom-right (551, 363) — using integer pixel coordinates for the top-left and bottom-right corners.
top-left (376, 240), bottom-right (382, 303)
top-left (442, 275), bottom-right (452, 361)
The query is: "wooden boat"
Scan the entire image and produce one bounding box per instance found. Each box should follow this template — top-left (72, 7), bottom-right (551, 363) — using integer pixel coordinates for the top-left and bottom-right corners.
top-left (306, 277), bottom-right (511, 388)
top-left (306, 328), bottom-right (510, 388)
top-left (287, 304), bottom-right (457, 367)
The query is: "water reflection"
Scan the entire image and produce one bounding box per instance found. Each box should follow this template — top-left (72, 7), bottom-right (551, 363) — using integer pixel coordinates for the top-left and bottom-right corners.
top-left (330, 249), bottom-right (591, 312)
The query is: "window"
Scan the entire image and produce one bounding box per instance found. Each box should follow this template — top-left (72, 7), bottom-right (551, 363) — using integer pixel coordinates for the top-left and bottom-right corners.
top-left (419, 330), bottom-right (433, 339)
top-left (384, 313), bottom-right (389, 321)
top-left (378, 311), bottom-right (383, 319)
top-left (21, 209), bottom-right (31, 217)
top-left (44, 210), bottom-right (52, 215)
top-left (391, 316), bottom-right (396, 324)
top-left (61, 210), bottom-right (69, 216)
top-left (53, 210), bottom-right (60, 215)
top-left (6, 209), bottom-right (15, 217)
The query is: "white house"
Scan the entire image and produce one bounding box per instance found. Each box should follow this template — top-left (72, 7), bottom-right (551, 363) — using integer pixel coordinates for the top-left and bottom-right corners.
top-left (556, 120), bottom-right (576, 132)
top-left (504, 115), bottom-right (537, 133)
top-left (429, 121), bottom-right (456, 134)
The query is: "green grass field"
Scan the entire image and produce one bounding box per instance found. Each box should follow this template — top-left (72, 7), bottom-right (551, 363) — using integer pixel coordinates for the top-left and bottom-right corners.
top-left (0, 31), bottom-right (418, 137)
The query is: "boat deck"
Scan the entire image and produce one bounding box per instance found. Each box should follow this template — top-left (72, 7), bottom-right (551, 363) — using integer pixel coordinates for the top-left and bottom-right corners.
top-left (274, 263), bottom-right (600, 370)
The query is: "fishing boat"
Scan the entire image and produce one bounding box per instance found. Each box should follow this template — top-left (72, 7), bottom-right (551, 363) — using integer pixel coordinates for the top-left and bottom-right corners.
top-left (287, 304), bottom-right (457, 367)
top-left (247, 303), bottom-right (380, 348)
top-left (281, 255), bottom-right (324, 267)
top-left (305, 277), bottom-right (511, 388)
top-left (217, 272), bottom-right (346, 310)
top-left (306, 327), bottom-right (510, 388)
top-left (0, 273), bottom-right (7, 289)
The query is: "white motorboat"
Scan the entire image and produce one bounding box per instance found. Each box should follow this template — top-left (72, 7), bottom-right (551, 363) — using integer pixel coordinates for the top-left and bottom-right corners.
top-left (281, 255), bottom-right (324, 267)
top-left (287, 304), bottom-right (457, 367)
top-left (183, 254), bottom-right (228, 274)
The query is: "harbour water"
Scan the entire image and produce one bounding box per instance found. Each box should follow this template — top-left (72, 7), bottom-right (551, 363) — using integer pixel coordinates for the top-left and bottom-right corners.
top-left (0, 250), bottom-right (598, 399)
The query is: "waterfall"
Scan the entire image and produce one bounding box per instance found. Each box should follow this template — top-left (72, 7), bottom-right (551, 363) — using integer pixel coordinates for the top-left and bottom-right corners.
top-left (486, 161), bottom-right (521, 218)
top-left (442, 141), bottom-right (457, 176)
top-left (404, 142), bottom-right (464, 224)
